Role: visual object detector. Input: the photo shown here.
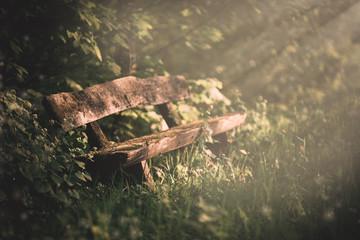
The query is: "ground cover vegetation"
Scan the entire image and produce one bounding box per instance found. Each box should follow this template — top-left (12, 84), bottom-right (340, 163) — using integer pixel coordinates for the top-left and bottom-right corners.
top-left (1, 0), bottom-right (360, 239)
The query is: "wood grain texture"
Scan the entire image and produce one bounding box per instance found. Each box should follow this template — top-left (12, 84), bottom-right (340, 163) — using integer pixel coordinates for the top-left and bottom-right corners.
top-left (43, 75), bottom-right (191, 131)
top-left (93, 111), bottom-right (246, 168)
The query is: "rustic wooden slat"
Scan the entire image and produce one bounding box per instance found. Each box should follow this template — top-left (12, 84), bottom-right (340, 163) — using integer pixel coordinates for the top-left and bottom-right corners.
top-left (93, 111), bottom-right (246, 168)
top-left (43, 75), bottom-right (191, 131)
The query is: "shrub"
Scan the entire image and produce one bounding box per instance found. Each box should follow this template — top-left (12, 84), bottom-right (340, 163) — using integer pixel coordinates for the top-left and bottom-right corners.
top-left (0, 91), bottom-right (91, 238)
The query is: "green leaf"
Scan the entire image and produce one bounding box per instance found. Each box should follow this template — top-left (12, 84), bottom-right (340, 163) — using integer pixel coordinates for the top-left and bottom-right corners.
top-left (75, 160), bottom-right (85, 169)
top-left (49, 159), bottom-right (62, 171)
top-left (19, 166), bottom-right (33, 182)
top-left (64, 174), bottom-right (74, 186)
top-left (94, 44), bottom-right (102, 61)
top-left (51, 174), bottom-right (63, 184)
top-left (83, 171), bottom-right (92, 181)
top-left (62, 137), bottom-right (69, 145)
top-left (55, 190), bottom-right (67, 202)
top-left (78, 11), bottom-right (91, 26)
top-left (108, 61), bottom-right (121, 75)
top-left (9, 40), bottom-right (22, 54)
top-left (65, 78), bottom-right (83, 91)
top-left (69, 189), bottom-right (80, 199)
top-left (59, 34), bottom-right (67, 44)
top-left (6, 63), bottom-right (29, 78)
top-left (75, 171), bottom-right (86, 181)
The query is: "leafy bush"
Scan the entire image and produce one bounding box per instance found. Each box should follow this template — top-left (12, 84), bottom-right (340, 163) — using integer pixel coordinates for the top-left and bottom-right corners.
top-left (0, 91), bottom-right (91, 238)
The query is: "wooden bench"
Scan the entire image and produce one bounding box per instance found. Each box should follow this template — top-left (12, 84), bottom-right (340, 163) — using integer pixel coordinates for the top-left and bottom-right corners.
top-left (43, 75), bottom-right (246, 186)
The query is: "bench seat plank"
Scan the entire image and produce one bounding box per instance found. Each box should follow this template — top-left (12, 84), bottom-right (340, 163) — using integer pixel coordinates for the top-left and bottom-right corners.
top-left (92, 111), bottom-right (246, 168)
top-left (43, 75), bottom-right (191, 131)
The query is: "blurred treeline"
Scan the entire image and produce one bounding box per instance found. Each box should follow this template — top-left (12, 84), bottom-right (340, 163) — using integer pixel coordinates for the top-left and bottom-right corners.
top-left (1, 0), bottom-right (359, 102)
top-left (1, 0), bottom-right (235, 94)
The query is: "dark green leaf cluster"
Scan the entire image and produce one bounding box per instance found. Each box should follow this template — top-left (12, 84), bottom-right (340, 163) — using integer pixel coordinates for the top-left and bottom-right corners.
top-left (0, 0), bottom-right (235, 94)
top-left (0, 91), bottom-right (91, 238)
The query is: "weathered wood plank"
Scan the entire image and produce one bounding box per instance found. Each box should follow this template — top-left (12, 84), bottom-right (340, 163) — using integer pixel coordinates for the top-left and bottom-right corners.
top-left (93, 111), bottom-right (246, 168)
top-left (43, 75), bottom-right (191, 131)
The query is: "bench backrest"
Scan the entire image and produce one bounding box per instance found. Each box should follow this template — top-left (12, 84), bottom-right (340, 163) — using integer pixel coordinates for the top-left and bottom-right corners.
top-left (43, 75), bottom-right (191, 131)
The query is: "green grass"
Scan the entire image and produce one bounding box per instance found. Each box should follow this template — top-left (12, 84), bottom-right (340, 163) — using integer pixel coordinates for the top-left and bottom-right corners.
top-left (56, 83), bottom-right (360, 240)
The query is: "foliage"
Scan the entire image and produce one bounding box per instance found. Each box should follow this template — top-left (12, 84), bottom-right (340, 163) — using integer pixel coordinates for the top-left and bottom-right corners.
top-left (98, 106), bottom-right (164, 142)
top-left (0, 91), bottom-right (91, 238)
top-left (1, 0), bottom-right (360, 239)
top-left (0, 0), bottom-right (233, 94)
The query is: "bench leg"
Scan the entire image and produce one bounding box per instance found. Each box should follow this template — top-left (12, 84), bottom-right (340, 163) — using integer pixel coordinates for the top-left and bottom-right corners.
top-left (125, 161), bottom-right (154, 187)
top-left (206, 132), bottom-right (229, 156)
